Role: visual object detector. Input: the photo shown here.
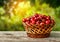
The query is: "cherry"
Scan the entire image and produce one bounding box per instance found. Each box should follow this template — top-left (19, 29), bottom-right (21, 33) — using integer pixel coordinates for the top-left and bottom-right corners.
top-left (30, 18), bottom-right (34, 21)
top-left (39, 15), bottom-right (42, 19)
top-left (43, 15), bottom-right (47, 19)
top-left (31, 16), bottom-right (36, 20)
top-left (46, 16), bottom-right (51, 20)
top-left (31, 20), bottom-right (35, 24)
top-left (34, 17), bottom-right (37, 21)
top-left (26, 21), bottom-right (30, 26)
top-left (34, 13), bottom-right (39, 17)
top-left (36, 16), bottom-right (42, 21)
top-left (22, 13), bottom-right (55, 29)
top-left (22, 18), bottom-right (27, 22)
top-left (45, 20), bottom-right (51, 25)
top-left (36, 17), bottom-right (40, 21)
top-left (51, 20), bottom-right (55, 25)
top-left (40, 22), bottom-right (45, 26)
top-left (36, 21), bottom-right (40, 25)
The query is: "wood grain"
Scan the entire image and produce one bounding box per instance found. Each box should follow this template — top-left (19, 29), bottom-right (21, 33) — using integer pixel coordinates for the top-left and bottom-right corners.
top-left (0, 31), bottom-right (60, 42)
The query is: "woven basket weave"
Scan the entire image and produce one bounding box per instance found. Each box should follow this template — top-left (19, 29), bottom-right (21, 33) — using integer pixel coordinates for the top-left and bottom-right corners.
top-left (23, 23), bottom-right (52, 38)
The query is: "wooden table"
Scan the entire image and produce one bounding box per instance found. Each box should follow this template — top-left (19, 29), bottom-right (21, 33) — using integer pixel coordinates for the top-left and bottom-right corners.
top-left (0, 31), bottom-right (60, 42)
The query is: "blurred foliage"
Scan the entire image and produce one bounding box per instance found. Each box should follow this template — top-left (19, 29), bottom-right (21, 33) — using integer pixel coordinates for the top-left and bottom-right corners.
top-left (0, 7), bottom-right (5, 15)
top-left (52, 7), bottom-right (60, 31)
top-left (0, 0), bottom-right (60, 31)
top-left (39, 0), bottom-right (60, 8)
top-left (55, 7), bottom-right (60, 18)
top-left (0, 0), bottom-right (4, 6)
top-left (0, 7), bottom-right (25, 31)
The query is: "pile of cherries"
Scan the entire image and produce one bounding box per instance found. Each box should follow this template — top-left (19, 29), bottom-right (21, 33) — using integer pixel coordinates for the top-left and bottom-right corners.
top-left (23, 13), bottom-right (55, 28)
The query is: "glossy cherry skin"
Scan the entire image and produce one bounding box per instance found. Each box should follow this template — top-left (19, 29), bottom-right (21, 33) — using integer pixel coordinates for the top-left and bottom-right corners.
top-left (45, 20), bottom-right (51, 25)
top-left (22, 18), bottom-right (27, 22)
top-left (46, 16), bottom-right (51, 20)
top-left (40, 22), bottom-right (45, 26)
top-left (36, 21), bottom-right (40, 25)
top-left (34, 14), bottom-right (39, 17)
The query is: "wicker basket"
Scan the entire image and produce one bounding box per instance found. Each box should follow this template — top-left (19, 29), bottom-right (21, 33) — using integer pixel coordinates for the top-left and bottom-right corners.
top-left (23, 23), bottom-right (52, 38)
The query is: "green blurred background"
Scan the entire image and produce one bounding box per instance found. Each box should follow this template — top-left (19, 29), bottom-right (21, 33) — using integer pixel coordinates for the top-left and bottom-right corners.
top-left (0, 0), bottom-right (60, 31)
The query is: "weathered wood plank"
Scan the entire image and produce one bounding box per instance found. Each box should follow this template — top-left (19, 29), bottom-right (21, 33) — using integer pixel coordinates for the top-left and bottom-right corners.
top-left (0, 31), bottom-right (60, 42)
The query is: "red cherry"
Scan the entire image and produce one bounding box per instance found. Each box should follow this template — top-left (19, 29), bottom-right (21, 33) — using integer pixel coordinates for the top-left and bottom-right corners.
top-left (30, 16), bottom-right (35, 21)
top-left (30, 18), bottom-right (34, 21)
top-left (46, 16), bottom-right (51, 20)
top-left (40, 22), bottom-right (45, 26)
top-left (51, 20), bottom-right (55, 25)
top-left (22, 18), bottom-right (27, 22)
top-left (36, 21), bottom-right (40, 25)
top-left (45, 20), bottom-right (51, 25)
top-left (30, 17), bottom-right (34, 21)
top-left (34, 17), bottom-right (37, 21)
top-left (39, 15), bottom-right (42, 19)
top-left (36, 17), bottom-right (40, 20)
top-left (43, 15), bottom-right (47, 19)
top-left (34, 14), bottom-right (39, 17)
top-left (26, 21), bottom-right (30, 26)
top-left (31, 20), bottom-right (35, 25)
